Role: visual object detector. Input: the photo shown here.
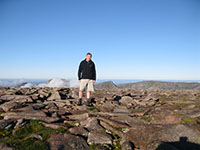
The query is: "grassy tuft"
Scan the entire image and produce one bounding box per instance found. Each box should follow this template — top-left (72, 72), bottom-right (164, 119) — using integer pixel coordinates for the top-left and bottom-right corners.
top-left (0, 119), bottom-right (68, 150)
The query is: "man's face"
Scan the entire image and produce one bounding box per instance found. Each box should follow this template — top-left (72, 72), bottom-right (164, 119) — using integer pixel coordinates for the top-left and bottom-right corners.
top-left (86, 54), bottom-right (92, 61)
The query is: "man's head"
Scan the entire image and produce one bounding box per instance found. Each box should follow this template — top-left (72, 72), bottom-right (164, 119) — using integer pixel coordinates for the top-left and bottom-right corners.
top-left (86, 52), bottom-right (92, 61)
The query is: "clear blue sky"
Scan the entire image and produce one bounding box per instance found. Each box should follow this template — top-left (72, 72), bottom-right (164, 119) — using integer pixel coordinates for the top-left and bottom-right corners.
top-left (0, 0), bottom-right (199, 80)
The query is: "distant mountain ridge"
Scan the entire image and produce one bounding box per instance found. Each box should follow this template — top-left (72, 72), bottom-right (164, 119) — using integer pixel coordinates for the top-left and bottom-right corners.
top-left (94, 81), bottom-right (118, 89)
top-left (95, 80), bottom-right (200, 90)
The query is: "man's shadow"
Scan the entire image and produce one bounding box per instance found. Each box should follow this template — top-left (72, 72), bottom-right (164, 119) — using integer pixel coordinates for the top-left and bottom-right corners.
top-left (156, 137), bottom-right (200, 150)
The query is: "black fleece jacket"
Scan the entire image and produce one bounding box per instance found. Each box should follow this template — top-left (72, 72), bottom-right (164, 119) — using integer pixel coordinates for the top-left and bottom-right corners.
top-left (78, 59), bottom-right (96, 80)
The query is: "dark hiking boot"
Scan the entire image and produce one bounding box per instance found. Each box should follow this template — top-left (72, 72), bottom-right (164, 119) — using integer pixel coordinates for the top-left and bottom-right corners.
top-left (77, 98), bottom-right (82, 106)
top-left (86, 98), bottom-right (92, 107)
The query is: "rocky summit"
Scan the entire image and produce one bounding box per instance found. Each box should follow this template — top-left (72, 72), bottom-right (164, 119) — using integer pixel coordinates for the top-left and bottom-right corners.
top-left (0, 86), bottom-right (200, 150)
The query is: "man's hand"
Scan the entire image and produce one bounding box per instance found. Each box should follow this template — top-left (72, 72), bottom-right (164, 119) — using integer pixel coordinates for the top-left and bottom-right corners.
top-left (93, 80), bottom-right (96, 83)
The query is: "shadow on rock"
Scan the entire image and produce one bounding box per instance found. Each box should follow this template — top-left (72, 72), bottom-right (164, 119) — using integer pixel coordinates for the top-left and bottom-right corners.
top-left (156, 137), bottom-right (200, 150)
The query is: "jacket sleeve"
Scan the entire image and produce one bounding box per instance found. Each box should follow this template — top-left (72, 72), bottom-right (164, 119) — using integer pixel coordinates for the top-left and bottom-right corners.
top-left (78, 62), bottom-right (83, 80)
top-left (92, 63), bottom-right (96, 80)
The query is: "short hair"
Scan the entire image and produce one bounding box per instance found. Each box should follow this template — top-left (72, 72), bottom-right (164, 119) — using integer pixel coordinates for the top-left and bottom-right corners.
top-left (86, 52), bottom-right (92, 57)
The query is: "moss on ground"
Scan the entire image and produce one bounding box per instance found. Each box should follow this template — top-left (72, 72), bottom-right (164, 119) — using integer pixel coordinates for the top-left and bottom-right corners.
top-left (173, 102), bottom-right (196, 107)
top-left (0, 119), bottom-right (67, 150)
top-left (110, 130), bottom-right (122, 150)
top-left (102, 125), bottom-right (122, 150)
top-left (93, 91), bottom-right (105, 96)
top-left (175, 112), bottom-right (198, 124)
top-left (87, 106), bottom-right (100, 112)
top-left (89, 144), bottom-right (99, 150)
top-left (181, 116), bottom-right (198, 124)
top-left (89, 144), bottom-right (112, 150)
top-left (139, 116), bottom-right (151, 122)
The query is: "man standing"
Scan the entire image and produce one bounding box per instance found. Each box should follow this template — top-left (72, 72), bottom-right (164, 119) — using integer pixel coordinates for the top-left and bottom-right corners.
top-left (78, 52), bottom-right (96, 106)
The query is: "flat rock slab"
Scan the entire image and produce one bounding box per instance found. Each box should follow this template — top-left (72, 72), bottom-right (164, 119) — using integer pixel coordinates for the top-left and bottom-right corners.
top-left (0, 95), bottom-right (33, 102)
top-left (119, 96), bottom-right (135, 106)
top-left (99, 120), bottom-right (124, 137)
top-left (67, 113), bottom-right (88, 120)
top-left (1, 105), bottom-right (59, 123)
top-left (110, 115), bottom-right (146, 126)
top-left (121, 124), bottom-right (200, 150)
top-left (148, 106), bottom-right (182, 124)
top-left (97, 101), bottom-right (116, 112)
top-left (113, 106), bottom-right (130, 114)
top-left (81, 117), bottom-right (105, 133)
top-left (99, 116), bottom-right (130, 128)
top-left (47, 133), bottom-right (89, 150)
top-left (121, 124), bottom-right (165, 149)
top-left (151, 113), bottom-right (182, 124)
top-left (159, 124), bottom-right (200, 143)
top-left (0, 101), bottom-right (25, 112)
top-left (68, 127), bottom-right (89, 137)
top-left (186, 111), bottom-right (200, 118)
top-left (87, 131), bottom-right (112, 145)
top-left (40, 122), bottom-right (68, 130)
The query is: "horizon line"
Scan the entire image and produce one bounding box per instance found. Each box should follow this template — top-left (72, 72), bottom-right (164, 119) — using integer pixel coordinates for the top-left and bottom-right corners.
top-left (0, 78), bottom-right (200, 81)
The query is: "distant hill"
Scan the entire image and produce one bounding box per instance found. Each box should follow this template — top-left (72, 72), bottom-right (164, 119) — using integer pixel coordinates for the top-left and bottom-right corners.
top-left (94, 80), bottom-right (200, 90)
top-left (94, 81), bottom-right (118, 89)
top-left (117, 81), bottom-right (200, 90)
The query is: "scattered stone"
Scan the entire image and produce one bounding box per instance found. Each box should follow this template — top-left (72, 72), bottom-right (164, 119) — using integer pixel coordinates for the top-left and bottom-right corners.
top-left (65, 100), bottom-right (72, 106)
top-left (44, 102), bottom-right (58, 109)
top-left (87, 131), bottom-right (112, 145)
top-left (119, 96), bottom-right (136, 107)
top-left (71, 89), bottom-right (79, 99)
top-left (81, 117), bottom-right (105, 133)
top-left (132, 100), bottom-right (147, 106)
top-left (0, 101), bottom-right (25, 112)
top-left (14, 118), bottom-right (27, 128)
top-left (110, 115), bottom-right (146, 126)
top-left (121, 141), bottom-right (135, 150)
top-left (197, 118), bottom-right (200, 124)
top-left (0, 107), bottom-right (4, 112)
top-left (121, 123), bottom-right (200, 150)
top-left (186, 111), bottom-right (200, 118)
top-left (0, 87), bottom-right (200, 149)
top-left (53, 100), bottom-right (67, 108)
top-left (68, 126), bottom-right (89, 137)
top-left (47, 133), bottom-right (89, 150)
top-left (120, 124), bottom-right (163, 149)
top-left (0, 95), bottom-right (33, 103)
top-left (31, 103), bottom-right (46, 110)
top-left (113, 106), bottom-right (130, 114)
top-left (0, 143), bottom-right (15, 150)
top-left (99, 120), bottom-right (124, 137)
top-left (30, 94), bottom-right (40, 101)
top-left (99, 117), bottom-right (130, 128)
top-left (26, 134), bottom-right (43, 140)
top-left (97, 101), bottom-right (115, 112)
top-left (67, 113), bottom-right (89, 120)
top-left (40, 122), bottom-right (68, 130)
top-left (38, 89), bottom-right (50, 97)
top-left (0, 119), bottom-right (15, 129)
top-left (159, 124), bottom-right (200, 144)
top-left (63, 120), bottom-right (74, 126)
top-left (186, 104), bottom-right (196, 109)
top-left (47, 91), bottom-right (61, 100)
top-left (1, 105), bottom-right (60, 123)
